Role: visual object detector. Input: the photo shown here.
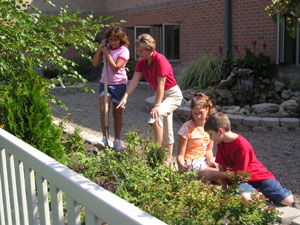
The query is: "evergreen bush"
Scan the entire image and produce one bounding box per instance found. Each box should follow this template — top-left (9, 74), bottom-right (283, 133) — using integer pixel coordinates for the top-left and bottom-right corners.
top-left (0, 67), bottom-right (66, 164)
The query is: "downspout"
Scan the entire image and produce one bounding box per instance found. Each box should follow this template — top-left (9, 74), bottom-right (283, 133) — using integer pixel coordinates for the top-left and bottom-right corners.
top-left (225, 0), bottom-right (232, 52)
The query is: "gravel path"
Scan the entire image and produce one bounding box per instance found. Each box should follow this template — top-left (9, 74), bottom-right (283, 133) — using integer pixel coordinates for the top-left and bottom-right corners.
top-left (51, 81), bottom-right (300, 206)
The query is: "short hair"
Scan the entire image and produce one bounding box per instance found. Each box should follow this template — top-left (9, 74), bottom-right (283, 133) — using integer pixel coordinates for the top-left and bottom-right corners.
top-left (105, 26), bottom-right (129, 47)
top-left (186, 91), bottom-right (215, 121)
top-left (135, 33), bottom-right (156, 50)
top-left (204, 112), bottom-right (231, 132)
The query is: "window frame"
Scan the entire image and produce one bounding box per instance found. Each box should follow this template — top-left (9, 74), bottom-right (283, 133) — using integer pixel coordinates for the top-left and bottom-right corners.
top-left (134, 26), bottom-right (151, 60)
top-left (162, 23), bottom-right (180, 62)
top-left (277, 15), bottom-right (300, 66)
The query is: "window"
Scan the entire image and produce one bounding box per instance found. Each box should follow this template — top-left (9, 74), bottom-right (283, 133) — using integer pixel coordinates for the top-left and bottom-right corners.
top-left (163, 23), bottom-right (180, 60)
top-left (133, 24), bottom-right (180, 61)
top-left (134, 26), bottom-right (150, 60)
top-left (277, 16), bottom-right (300, 66)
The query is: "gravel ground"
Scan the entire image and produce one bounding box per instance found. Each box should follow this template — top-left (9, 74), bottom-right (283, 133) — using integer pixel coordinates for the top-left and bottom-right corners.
top-left (51, 81), bottom-right (300, 207)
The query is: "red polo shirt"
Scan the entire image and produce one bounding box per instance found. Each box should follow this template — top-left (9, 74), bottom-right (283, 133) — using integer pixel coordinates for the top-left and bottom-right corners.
top-left (135, 50), bottom-right (177, 92)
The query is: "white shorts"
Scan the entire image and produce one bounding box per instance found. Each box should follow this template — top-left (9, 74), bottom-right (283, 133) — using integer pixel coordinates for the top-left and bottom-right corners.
top-left (148, 85), bottom-right (183, 146)
top-left (185, 157), bottom-right (209, 171)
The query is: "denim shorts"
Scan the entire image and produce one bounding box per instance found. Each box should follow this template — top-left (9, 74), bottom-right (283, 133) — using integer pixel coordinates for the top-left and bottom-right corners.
top-left (237, 179), bottom-right (292, 204)
top-left (99, 83), bottom-right (127, 104)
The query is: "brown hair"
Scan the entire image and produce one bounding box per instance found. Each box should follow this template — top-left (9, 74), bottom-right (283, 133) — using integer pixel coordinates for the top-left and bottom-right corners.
top-left (204, 112), bottom-right (231, 132)
top-left (186, 91), bottom-right (215, 121)
top-left (105, 26), bottom-right (129, 47)
top-left (135, 33), bottom-right (156, 50)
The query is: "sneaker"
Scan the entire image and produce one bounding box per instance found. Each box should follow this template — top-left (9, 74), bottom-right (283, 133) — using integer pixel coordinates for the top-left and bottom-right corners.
top-left (98, 136), bottom-right (113, 148)
top-left (114, 139), bottom-right (124, 151)
top-left (98, 136), bottom-right (108, 148)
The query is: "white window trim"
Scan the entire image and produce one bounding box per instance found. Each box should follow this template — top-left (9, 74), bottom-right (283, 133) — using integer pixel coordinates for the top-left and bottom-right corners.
top-left (296, 25), bottom-right (300, 66)
top-left (277, 15), bottom-right (300, 66)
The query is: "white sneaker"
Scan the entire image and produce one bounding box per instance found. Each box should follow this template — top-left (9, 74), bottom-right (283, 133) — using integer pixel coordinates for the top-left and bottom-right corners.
top-left (99, 136), bottom-right (107, 148)
top-left (114, 139), bottom-right (124, 151)
top-left (99, 136), bottom-right (113, 148)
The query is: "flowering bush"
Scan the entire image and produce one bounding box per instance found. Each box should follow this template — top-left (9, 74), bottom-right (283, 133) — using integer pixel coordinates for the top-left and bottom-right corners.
top-left (65, 131), bottom-right (278, 224)
top-left (219, 40), bottom-right (276, 79)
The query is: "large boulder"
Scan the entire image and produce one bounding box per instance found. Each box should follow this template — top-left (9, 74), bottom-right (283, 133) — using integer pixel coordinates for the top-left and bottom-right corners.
top-left (251, 103), bottom-right (280, 114)
top-left (280, 99), bottom-right (298, 112)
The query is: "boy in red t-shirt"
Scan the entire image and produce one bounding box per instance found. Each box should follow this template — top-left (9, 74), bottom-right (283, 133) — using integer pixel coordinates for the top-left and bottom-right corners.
top-left (202, 112), bottom-right (294, 206)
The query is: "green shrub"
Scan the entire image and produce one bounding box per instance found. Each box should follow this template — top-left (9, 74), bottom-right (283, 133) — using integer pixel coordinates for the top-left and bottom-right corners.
top-left (126, 59), bottom-right (146, 81)
top-left (67, 131), bottom-right (278, 224)
top-left (0, 68), bottom-right (66, 164)
top-left (62, 128), bottom-right (86, 154)
top-left (236, 48), bottom-right (276, 79)
top-left (126, 59), bottom-right (136, 80)
top-left (288, 99), bottom-right (300, 118)
top-left (222, 49), bottom-right (235, 78)
top-left (288, 80), bottom-right (300, 92)
top-left (179, 57), bottom-right (224, 90)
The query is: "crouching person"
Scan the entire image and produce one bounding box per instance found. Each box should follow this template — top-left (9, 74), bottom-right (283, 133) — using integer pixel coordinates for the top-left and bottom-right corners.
top-left (201, 112), bottom-right (294, 207)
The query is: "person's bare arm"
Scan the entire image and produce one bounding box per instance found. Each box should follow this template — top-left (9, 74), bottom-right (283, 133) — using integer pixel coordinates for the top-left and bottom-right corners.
top-left (177, 135), bottom-right (188, 170)
top-left (92, 45), bottom-right (103, 67)
top-left (150, 76), bottom-right (166, 119)
top-left (205, 140), bottom-right (218, 168)
top-left (202, 170), bottom-right (228, 181)
top-left (116, 72), bottom-right (142, 109)
top-left (102, 47), bottom-right (126, 73)
top-left (92, 39), bottom-right (107, 67)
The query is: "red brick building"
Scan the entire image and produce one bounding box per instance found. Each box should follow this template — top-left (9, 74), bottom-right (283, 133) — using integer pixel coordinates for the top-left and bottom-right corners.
top-left (33, 0), bottom-right (300, 80)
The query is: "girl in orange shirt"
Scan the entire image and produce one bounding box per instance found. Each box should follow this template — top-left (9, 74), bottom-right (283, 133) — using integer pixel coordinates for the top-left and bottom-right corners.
top-left (177, 92), bottom-right (218, 172)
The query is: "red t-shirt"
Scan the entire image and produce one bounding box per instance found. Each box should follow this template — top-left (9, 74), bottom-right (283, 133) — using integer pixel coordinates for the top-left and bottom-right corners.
top-left (216, 134), bottom-right (276, 182)
top-left (135, 50), bottom-right (177, 92)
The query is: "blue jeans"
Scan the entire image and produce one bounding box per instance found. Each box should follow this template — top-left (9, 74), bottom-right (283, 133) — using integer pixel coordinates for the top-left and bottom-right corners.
top-left (237, 179), bottom-right (291, 204)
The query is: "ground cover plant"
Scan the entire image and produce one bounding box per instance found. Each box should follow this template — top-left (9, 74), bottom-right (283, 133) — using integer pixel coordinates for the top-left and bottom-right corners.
top-left (63, 131), bottom-right (278, 225)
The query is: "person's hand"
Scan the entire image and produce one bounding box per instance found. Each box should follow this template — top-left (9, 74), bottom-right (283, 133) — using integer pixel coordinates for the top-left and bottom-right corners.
top-left (208, 160), bottom-right (219, 168)
top-left (150, 106), bottom-right (159, 120)
top-left (181, 164), bottom-right (191, 171)
top-left (99, 39), bottom-right (107, 48)
top-left (117, 97), bottom-right (127, 109)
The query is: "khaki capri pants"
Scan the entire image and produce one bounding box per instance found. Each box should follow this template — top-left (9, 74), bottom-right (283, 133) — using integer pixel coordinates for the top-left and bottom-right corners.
top-left (148, 85), bottom-right (183, 146)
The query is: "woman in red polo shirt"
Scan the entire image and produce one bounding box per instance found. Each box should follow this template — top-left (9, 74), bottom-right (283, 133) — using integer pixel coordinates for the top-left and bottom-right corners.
top-left (117, 33), bottom-right (183, 163)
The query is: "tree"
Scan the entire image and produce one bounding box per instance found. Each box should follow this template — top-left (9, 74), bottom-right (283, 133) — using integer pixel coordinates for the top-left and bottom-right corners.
top-left (265, 0), bottom-right (300, 38)
top-left (0, 0), bottom-right (121, 163)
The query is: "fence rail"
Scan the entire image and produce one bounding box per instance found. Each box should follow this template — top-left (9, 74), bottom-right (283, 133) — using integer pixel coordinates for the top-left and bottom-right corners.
top-left (0, 128), bottom-right (166, 225)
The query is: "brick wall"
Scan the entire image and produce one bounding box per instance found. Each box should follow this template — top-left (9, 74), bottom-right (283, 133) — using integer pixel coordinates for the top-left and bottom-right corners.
top-left (32, 0), bottom-right (277, 65)
top-left (231, 0), bottom-right (277, 60)
top-left (31, 0), bottom-right (105, 15)
top-left (110, 0), bottom-right (226, 62)
top-left (106, 0), bottom-right (276, 63)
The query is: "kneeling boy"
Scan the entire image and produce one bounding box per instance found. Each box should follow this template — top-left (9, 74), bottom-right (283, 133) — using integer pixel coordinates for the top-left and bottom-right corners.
top-left (202, 112), bottom-right (294, 206)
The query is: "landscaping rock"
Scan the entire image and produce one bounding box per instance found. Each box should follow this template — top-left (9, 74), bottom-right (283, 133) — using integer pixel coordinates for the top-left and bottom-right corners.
top-left (280, 99), bottom-right (298, 112)
top-left (274, 80), bottom-right (286, 92)
top-left (251, 103), bottom-right (280, 114)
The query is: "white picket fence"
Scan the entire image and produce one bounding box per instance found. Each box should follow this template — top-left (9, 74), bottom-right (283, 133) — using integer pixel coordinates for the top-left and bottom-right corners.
top-left (0, 128), bottom-right (166, 225)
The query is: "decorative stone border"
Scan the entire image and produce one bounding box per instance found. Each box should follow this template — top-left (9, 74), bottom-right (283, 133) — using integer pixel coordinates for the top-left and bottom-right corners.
top-left (145, 94), bottom-right (300, 133)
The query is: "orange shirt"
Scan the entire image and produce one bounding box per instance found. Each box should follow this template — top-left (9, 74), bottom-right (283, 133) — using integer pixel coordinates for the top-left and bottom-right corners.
top-left (178, 120), bottom-right (210, 160)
